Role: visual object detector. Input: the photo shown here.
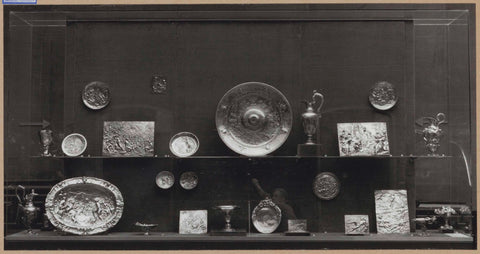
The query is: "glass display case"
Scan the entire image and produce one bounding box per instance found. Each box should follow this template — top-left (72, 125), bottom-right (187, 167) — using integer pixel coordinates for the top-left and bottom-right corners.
top-left (3, 4), bottom-right (476, 250)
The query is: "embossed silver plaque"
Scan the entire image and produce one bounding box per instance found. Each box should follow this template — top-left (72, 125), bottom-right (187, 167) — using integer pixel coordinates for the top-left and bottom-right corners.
top-left (252, 199), bottom-right (282, 234)
top-left (369, 81), bottom-right (398, 110)
top-left (337, 122), bottom-right (390, 156)
top-left (61, 133), bottom-right (87, 157)
top-left (82, 81), bottom-right (110, 110)
top-left (179, 210), bottom-right (208, 234)
top-left (45, 177), bottom-right (124, 235)
top-left (288, 219), bottom-right (307, 232)
top-left (313, 172), bottom-right (340, 200)
top-left (375, 190), bottom-right (410, 234)
top-left (344, 215), bottom-right (369, 235)
top-left (103, 121), bottom-right (154, 157)
top-left (216, 82), bottom-right (292, 156)
top-left (179, 171), bottom-right (198, 190)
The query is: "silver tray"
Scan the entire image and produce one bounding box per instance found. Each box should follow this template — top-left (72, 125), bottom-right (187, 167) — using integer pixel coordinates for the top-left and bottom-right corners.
top-left (61, 133), bottom-right (87, 157)
top-left (252, 199), bottom-right (281, 234)
top-left (82, 81), bottom-right (110, 110)
top-left (45, 177), bottom-right (124, 235)
top-left (216, 82), bottom-right (292, 156)
top-left (313, 172), bottom-right (340, 200)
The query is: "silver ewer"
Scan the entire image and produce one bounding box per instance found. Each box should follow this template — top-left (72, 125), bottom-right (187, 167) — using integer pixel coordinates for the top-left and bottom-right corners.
top-left (416, 113), bottom-right (447, 156)
top-left (301, 90), bottom-right (324, 145)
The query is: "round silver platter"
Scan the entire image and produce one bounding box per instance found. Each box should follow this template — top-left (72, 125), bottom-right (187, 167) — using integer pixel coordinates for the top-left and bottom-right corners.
top-left (155, 171), bottom-right (174, 189)
top-left (82, 81), bottom-right (111, 110)
top-left (169, 132), bottom-right (199, 157)
top-left (45, 177), bottom-right (124, 235)
top-left (313, 172), bottom-right (340, 200)
top-left (61, 133), bottom-right (87, 157)
top-left (369, 81), bottom-right (398, 110)
top-left (179, 171), bottom-right (198, 190)
top-left (216, 82), bottom-right (292, 156)
top-left (252, 199), bottom-right (282, 234)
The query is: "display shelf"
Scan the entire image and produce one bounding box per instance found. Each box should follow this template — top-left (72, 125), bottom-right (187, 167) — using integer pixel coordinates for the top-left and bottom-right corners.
top-left (31, 155), bottom-right (453, 159)
top-left (5, 230), bottom-right (474, 250)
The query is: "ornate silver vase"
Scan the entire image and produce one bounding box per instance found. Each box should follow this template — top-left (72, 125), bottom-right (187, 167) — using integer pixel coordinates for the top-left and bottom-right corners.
top-left (416, 113), bottom-right (447, 156)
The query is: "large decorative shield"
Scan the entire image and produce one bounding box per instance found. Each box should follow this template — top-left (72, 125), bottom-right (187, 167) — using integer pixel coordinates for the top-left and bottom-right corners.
top-left (216, 82), bottom-right (292, 156)
top-left (45, 177), bottom-right (124, 235)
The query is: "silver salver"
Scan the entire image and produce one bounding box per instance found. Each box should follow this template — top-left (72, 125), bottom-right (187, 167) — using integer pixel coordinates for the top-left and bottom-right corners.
top-left (252, 198), bottom-right (281, 234)
top-left (45, 177), bottom-right (124, 235)
top-left (82, 81), bottom-right (110, 110)
top-left (169, 132), bottom-right (199, 157)
top-left (216, 82), bottom-right (292, 156)
top-left (61, 133), bottom-right (87, 157)
top-left (313, 172), bottom-right (340, 200)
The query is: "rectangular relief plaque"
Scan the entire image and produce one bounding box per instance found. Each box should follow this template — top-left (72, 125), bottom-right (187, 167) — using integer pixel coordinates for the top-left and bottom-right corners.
top-left (337, 122), bottom-right (390, 156)
top-left (344, 215), bottom-right (369, 235)
top-left (179, 210), bottom-right (208, 234)
top-left (375, 190), bottom-right (410, 234)
top-left (102, 121), bottom-right (154, 157)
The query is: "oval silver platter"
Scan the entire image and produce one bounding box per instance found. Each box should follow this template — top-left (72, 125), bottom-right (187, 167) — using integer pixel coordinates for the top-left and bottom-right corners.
top-left (252, 199), bottom-right (282, 233)
top-left (61, 133), bottom-right (87, 157)
top-left (313, 172), bottom-right (340, 200)
top-left (216, 82), bottom-right (293, 156)
top-left (45, 177), bottom-right (124, 235)
top-left (82, 81), bottom-right (111, 110)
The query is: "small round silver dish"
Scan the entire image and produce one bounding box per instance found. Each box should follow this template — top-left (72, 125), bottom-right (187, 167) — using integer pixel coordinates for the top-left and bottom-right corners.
top-left (369, 81), bottom-right (398, 110)
top-left (313, 172), bottom-right (340, 200)
top-left (82, 81), bottom-right (110, 110)
top-left (155, 171), bottom-right (174, 189)
top-left (61, 133), bottom-right (87, 157)
top-left (169, 132), bottom-right (199, 157)
top-left (179, 171), bottom-right (198, 190)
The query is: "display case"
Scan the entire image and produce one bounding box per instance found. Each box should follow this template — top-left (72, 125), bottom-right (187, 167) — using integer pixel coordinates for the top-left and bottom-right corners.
top-left (3, 4), bottom-right (476, 250)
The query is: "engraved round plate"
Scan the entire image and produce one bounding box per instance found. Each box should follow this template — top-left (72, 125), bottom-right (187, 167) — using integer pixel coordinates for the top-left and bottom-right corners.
top-left (216, 82), bottom-right (293, 156)
top-left (82, 81), bottom-right (111, 110)
top-left (179, 171), bottom-right (198, 190)
top-left (155, 171), bottom-right (175, 189)
top-left (369, 81), bottom-right (398, 110)
top-left (169, 132), bottom-right (200, 157)
top-left (252, 199), bottom-right (282, 233)
top-left (45, 177), bottom-right (124, 235)
top-left (313, 172), bottom-right (340, 200)
top-left (61, 133), bottom-right (87, 157)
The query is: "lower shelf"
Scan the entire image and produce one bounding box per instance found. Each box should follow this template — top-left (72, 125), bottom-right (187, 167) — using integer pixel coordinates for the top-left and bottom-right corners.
top-left (5, 230), bottom-right (474, 250)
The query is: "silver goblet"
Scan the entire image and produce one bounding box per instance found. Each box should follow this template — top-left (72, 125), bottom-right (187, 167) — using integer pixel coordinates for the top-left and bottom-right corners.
top-left (215, 205), bottom-right (238, 232)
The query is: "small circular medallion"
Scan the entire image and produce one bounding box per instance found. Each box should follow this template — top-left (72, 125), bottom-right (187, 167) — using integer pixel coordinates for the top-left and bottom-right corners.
top-left (180, 171), bottom-right (198, 190)
top-left (155, 171), bottom-right (174, 189)
top-left (369, 81), bottom-right (398, 110)
top-left (313, 172), bottom-right (340, 200)
top-left (82, 81), bottom-right (110, 110)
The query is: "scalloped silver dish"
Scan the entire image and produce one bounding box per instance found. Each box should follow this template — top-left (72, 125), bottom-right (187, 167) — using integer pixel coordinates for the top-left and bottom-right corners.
top-left (61, 133), bottom-right (87, 157)
top-left (45, 177), bottom-right (124, 235)
top-left (215, 82), bottom-right (292, 156)
top-left (252, 199), bottom-right (282, 233)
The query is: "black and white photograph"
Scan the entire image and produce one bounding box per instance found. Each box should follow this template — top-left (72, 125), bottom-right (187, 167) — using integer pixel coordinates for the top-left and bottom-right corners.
top-left (2, 2), bottom-right (476, 251)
